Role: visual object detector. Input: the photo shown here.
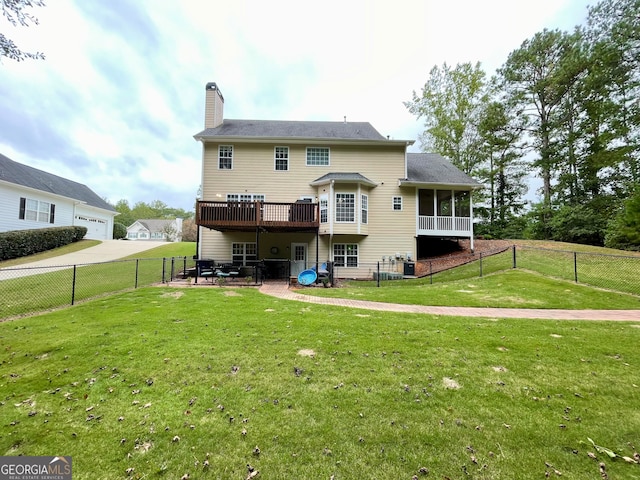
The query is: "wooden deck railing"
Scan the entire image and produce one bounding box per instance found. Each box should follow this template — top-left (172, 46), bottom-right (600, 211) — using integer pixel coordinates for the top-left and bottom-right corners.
top-left (196, 201), bottom-right (319, 231)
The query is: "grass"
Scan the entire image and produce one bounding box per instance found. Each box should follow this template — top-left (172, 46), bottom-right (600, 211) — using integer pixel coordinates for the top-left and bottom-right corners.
top-left (0, 243), bottom-right (197, 319)
top-left (305, 269), bottom-right (640, 310)
top-left (1, 287), bottom-right (639, 479)
top-left (0, 239), bottom-right (101, 268)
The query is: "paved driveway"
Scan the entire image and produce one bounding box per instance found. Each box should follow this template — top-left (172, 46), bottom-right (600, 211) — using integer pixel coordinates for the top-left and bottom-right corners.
top-left (0, 240), bottom-right (167, 279)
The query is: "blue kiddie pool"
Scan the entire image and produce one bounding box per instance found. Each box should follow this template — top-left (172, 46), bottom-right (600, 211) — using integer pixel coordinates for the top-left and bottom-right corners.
top-left (297, 269), bottom-right (317, 286)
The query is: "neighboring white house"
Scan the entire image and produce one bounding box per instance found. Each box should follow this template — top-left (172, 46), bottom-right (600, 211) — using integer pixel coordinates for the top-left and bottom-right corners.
top-left (126, 219), bottom-right (183, 242)
top-left (0, 153), bottom-right (117, 240)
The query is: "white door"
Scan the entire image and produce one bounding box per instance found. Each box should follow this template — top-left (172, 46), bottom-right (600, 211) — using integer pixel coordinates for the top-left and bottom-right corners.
top-left (290, 243), bottom-right (307, 277)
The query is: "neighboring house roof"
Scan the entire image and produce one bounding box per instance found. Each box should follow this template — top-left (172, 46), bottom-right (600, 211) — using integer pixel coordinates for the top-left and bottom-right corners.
top-left (310, 172), bottom-right (378, 187)
top-left (128, 219), bottom-right (176, 232)
top-left (195, 119), bottom-right (411, 144)
top-left (402, 153), bottom-right (482, 188)
top-left (0, 153), bottom-right (116, 211)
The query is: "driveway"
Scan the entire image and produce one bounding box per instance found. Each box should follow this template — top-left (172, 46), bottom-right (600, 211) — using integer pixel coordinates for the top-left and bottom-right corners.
top-left (0, 240), bottom-right (167, 279)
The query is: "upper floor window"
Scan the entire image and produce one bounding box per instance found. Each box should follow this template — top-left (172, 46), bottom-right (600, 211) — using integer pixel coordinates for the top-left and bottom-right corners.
top-left (219, 145), bottom-right (233, 169)
top-left (306, 147), bottom-right (329, 166)
top-left (392, 196), bottom-right (403, 211)
top-left (19, 197), bottom-right (55, 223)
top-left (275, 147), bottom-right (289, 171)
top-left (227, 193), bottom-right (265, 203)
top-left (335, 193), bottom-right (355, 222)
top-left (361, 194), bottom-right (368, 224)
top-left (320, 195), bottom-right (328, 223)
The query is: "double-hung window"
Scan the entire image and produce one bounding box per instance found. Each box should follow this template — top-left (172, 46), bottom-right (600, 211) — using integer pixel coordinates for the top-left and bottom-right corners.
top-left (306, 147), bottom-right (329, 166)
top-left (333, 244), bottom-right (358, 267)
top-left (319, 195), bottom-right (328, 223)
top-left (232, 242), bottom-right (257, 265)
top-left (275, 147), bottom-right (289, 171)
top-left (218, 145), bottom-right (233, 169)
top-left (335, 193), bottom-right (355, 222)
top-left (392, 196), bottom-right (403, 211)
top-left (361, 194), bottom-right (368, 224)
top-left (19, 197), bottom-right (55, 223)
top-left (227, 193), bottom-right (265, 203)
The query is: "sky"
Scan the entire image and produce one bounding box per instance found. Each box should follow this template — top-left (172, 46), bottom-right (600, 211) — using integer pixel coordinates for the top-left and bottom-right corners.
top-left (0, 0), bottom-right (592, 212)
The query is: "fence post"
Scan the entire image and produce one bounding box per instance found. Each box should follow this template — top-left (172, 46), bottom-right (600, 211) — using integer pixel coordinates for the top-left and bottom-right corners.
top-left (377, 261), bottom-right (380, 287)
top-left (162, 258), bottom-right (167, 284)
top-left (135, 259), bottom-right (139, 289)
top-left (429, 261), bottom-right (433, 284)
top-left (479, 252), bottom-right (483, 277)
top-left (71, 265), bottom-right (77, 306)
top-left (512, 245), bottom-right (517, 269)
top-left (183, 256), bottom-right (187, 282)
top-left (574, 251), bottom-right (578, 283)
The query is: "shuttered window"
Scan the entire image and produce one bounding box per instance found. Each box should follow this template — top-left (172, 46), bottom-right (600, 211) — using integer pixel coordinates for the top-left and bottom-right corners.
top-left (19, 197), bottom-right (55, 223)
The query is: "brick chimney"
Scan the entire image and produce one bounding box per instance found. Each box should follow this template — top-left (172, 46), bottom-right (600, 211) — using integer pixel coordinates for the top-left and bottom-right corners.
top-left (204, 82), bottom-right (224, 128)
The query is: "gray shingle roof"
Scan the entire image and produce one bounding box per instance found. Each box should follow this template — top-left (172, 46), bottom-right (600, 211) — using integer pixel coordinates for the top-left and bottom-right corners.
top-left (404, 153), bottom-right (481, 187)
top-left (194, 120), bottom-right (389, 141)
top-left (135, 219), bottom-right (175, 232)
top-left (310, 172), bottom-right (378, 187)
top-left (0, 153), bottom-right (116, 211)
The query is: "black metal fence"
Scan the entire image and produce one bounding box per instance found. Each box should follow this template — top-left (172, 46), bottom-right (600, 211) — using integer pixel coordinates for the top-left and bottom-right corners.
top-left (333, 245), bottom-right (640, 296)
top-left (2, 245), bottom-right (638, 320)
top-left (0, 256), bottom-right (196, 320)
top-left (513, 245), bottom-right (640, 296)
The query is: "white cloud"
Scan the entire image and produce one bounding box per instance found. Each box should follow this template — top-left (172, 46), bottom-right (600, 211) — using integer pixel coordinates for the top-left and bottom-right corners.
top-left (0, 0), bottom-right (592, 210)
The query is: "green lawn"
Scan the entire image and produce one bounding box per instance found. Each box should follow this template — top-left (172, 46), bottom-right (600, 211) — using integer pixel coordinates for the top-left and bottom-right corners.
top-left (0, 239), bottom-right (101, 268)
top-left (304, 269), bottom-right (640, 310)
top-left (1, 243), bottom-right (197, 319)
top-left (1, 287), bottom-right (639, 479)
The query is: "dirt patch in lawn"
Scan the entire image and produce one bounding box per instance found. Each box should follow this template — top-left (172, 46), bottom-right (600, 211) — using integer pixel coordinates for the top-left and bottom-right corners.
top-left (415, 239), bottom-right (511, 277)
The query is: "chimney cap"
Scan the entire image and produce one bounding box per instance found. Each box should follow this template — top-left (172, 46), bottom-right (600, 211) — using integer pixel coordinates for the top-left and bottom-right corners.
top-left (205, 82), bottom-right (224, 102)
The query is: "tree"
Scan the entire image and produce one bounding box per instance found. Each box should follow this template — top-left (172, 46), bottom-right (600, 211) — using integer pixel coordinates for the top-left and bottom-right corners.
top-left (181, 218), bottom-right (197, 242)
top-left (113, 222), bottom-right (127, 240)
top-left (605, 187), bottom-right (640, 250)
top-left (405, 62), bottom-right (487, 175)
top-left (1, 0), bottom-right (45, 62)
top-left (498, 29), bottom-right (585, 207)
top-left (113, 199), bottom-right (134, 227)
top-left (476, 96), bottom-right (529, 236)
top-left (585, 0), bottom-right (640, 188)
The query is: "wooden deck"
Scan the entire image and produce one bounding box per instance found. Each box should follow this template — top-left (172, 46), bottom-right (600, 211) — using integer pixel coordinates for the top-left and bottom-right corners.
top-left (197, 201), bottom-right (319, 232)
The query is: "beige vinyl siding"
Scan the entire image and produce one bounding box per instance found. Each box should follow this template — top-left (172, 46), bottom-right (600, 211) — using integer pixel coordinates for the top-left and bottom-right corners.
top-left (200, 141), bottom-right (417, 265)
top-left (202, 143), bottom-right (405, 202)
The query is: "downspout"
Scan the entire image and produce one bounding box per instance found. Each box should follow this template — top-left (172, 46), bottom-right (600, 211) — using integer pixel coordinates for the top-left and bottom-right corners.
top-left (196, 225), bottom-right (201, 259)
top-left (329, 180), bottom-right (335, 267)
top-left (357, 183), bottom-right (361, 235)
top-left (469, 193), bottom-right (475, 252)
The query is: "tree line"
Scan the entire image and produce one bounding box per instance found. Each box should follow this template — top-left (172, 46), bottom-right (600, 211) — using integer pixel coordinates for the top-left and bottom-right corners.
top-left (405, 0), bottom-right (639, 250)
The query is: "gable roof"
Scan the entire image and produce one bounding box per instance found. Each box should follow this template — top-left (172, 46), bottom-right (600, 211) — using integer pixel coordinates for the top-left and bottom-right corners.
top-left (0, 153), bottom-right (116, 211)
top-left (402, 153), bottom-right (481, 188)
top-left (195, 119), bottom-right (410, 144)
top-left (310, 172), bottom-right (378, 187)
top-left (128, 219), bottom-right (178, 232)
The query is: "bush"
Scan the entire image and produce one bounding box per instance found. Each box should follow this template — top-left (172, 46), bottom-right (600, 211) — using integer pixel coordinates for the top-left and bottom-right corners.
top-left (113, 222), bottom-right (127, 240)
top-left (605, 188), bottom-right (640, 251)
top-left (0, 226), bottom-right (87, 261)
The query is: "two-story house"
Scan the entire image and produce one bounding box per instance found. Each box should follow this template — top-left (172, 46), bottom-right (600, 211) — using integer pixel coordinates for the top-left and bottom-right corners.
top-left (194, 83), bottom-right (480, 279)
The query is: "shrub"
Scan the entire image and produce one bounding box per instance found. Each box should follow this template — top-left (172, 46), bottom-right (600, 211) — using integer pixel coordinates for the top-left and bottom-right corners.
top-left (0, 226), bottom-right (87, 261)
top-left (113, 222), bottom-right (127, 240)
